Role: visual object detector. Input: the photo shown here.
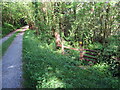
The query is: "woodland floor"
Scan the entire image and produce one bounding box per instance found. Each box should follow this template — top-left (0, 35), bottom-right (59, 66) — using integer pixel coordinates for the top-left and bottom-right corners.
top-left (1, 26), bottom-right (28, 88)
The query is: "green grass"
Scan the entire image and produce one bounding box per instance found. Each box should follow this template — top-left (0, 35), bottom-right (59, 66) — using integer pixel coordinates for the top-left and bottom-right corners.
top-left (0, 31), bottom-right (20, 59)
top-left (22, 30), bottom-right (119, 89)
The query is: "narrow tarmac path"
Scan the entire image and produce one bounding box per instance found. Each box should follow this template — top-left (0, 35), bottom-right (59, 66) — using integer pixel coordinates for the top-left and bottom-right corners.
top-left (2, 26), bottom-right (28, 88)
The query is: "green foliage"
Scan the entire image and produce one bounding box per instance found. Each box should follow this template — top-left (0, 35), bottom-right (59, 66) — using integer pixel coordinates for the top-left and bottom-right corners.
top-left (101, 35), bottom-right (120, 76)
top-left (88, 35), bottom-right (120, 77)
top-left (2, 23), bottom-right (15, 37)
top-left (87, 42), bottom-right (103, 50)
top-left (2, 2), bottom-right (119, 45)
top-left (23, 30), bottom-right (119, 88)
top-left (0, 27), bottom-right (2, 38)
top-left (3, 23), bottom-right (15, 30)
top-left (2, 23), bottom-right (21, 37)
top-left (2, 2), bottom-right (28, 37)
top-left (2, 2), bottom-right (27, 25)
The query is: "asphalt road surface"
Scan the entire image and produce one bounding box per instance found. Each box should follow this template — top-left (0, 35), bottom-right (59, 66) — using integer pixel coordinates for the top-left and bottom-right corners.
top-left (2, 26), bottom-right (28, 88)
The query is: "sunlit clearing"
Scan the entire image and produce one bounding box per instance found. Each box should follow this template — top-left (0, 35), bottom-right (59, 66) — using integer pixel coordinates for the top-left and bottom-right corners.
top-left (40, 76), bottom-right (65, 88)
top-left (92, 63), bottom-right (109, 72)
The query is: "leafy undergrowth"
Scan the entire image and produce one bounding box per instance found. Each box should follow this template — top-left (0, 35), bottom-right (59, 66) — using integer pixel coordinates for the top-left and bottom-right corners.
top-left (87, 36), bottom-right (120, 77)
top-left (23, 30), bottom-right (119, 89)
top-left (0, 31), bottom-right (21, 59)
top-left (2, 22), bottom-right (22, 38)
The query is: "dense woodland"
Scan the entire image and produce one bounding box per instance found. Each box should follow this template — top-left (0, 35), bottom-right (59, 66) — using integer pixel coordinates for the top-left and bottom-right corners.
top-left (1, 1), bottom-right (120, 88)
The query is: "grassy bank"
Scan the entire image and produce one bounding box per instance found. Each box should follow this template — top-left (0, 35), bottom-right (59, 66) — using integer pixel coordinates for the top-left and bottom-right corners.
top-left (22, 30), bottom-right (119, 89)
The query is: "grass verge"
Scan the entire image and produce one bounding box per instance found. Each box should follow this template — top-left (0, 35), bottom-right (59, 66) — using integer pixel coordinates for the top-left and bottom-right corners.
top-left (23, 30), bottom-right (119, 89)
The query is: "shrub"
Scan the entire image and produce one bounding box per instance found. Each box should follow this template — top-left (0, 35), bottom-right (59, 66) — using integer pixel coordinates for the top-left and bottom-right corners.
top-left (2, 22), bottom-right (22, 37)
top-left (91, 35), bottom-right (120, 77)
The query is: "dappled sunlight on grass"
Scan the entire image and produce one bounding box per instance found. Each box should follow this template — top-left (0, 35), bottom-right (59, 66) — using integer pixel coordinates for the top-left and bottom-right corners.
top-left (92, 63), bottom-right (109, 71)
top-left (91, 63), bottom-right (111, 77)
top-left (22, 30), bottom-right (119, 88)
top-left (40, 75), bottom-right (65, 88)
